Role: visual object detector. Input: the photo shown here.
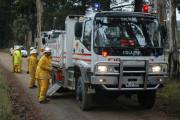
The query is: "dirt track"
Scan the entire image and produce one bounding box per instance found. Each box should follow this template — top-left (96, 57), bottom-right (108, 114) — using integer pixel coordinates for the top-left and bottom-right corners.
top-left (0, 52), bottom-right (179, 120)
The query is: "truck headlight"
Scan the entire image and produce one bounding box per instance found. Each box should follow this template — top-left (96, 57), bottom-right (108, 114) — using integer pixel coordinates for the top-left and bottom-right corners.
top-left (97, 65), bottom-right (108, 73)
top-left (149, 64), bottom-right (167, 73)
top-left (152, 65), bottom-right (161, 72)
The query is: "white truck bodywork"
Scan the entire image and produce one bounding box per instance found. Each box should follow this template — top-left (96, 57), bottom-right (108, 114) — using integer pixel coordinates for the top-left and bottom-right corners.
top-left (46, 11), bottom-right (168, 110)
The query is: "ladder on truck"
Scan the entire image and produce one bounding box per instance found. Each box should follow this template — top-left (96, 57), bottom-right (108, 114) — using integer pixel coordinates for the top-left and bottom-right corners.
top-left (47, 70), bottom-right (75, 96)
top-left (47, 83), bottom-right (62, 97)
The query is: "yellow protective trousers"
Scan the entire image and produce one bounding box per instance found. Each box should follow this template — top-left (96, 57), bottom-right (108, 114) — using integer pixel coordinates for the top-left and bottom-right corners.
top-left (14, 65), bottom-right (21, 73)
top-left (29, 55), bottom-right (38, 87)
top-left (27, 56), bottom-right (30, 72)
top-left (12, 50), bottom-right (22, 73)
top-left (29, 72), bottom-right (36, 88)
top-left (37, 79), bottom-right (50, 102)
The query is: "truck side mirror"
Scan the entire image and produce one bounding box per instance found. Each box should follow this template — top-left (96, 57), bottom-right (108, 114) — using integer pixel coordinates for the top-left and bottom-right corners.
top-left (75, 22), bottom-right (83, 38)
top-left (42, 38), bottom-right (46, 45)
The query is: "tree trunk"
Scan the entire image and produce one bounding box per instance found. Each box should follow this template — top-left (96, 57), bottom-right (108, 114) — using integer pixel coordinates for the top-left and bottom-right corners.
top-left (168, 0), bottom-right (179, 79)
top-left (36, 0), bottom-right (43, 53)
top-left (36, 0), bottom-right (42, 38)
top-left (159, 0), bottom-right (166, 24)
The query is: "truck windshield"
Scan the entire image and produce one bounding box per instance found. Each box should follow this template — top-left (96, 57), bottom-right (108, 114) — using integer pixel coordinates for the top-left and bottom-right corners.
top-left (94, 16), bottom-right (163, 56)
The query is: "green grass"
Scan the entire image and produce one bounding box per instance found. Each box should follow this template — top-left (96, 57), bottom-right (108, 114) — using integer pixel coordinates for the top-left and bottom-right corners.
top-left (158, 80), bottom-right (180, 112)
top-left (0, 75), bottom-right (14, 120)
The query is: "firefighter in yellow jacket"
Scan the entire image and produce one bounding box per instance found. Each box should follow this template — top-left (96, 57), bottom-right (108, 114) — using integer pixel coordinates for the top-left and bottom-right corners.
top-left (36, 47), bottom-right (52, 103)
top-left (12, 46), bottom-right (22, 73)
top-left (29, 49), bottom-right (38, 88)
top-left (27, 47), bottom-right (35, 74)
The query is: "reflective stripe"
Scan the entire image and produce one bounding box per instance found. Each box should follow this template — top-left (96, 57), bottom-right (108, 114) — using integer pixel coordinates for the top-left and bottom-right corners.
top-left (72, 58), bottom-right (91, 62)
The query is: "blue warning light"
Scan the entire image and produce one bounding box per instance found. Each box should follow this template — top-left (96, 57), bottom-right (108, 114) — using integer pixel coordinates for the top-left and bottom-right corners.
top-left (94, 3), bottom-right (101, 9)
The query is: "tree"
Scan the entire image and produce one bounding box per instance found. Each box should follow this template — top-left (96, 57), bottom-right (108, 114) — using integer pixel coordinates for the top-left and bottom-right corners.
top-left (40, 0), bottom-right (112, 30)
top-left (164, 0), bottom-right (180, 79)
top-left (13, 17), bottom-right (30, 44)
top-left (0, 0), bottom-right (14, 48)
top-left (14, 0), bottom-right (36, 47)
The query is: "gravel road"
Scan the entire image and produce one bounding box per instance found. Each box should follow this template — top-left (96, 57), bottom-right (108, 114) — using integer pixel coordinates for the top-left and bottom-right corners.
top-left (0, 52), bottom-right (179, 120)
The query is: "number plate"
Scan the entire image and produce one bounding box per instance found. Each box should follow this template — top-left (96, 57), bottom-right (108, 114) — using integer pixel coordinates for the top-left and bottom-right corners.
top-left (125, 81), bottom-right (140, 88)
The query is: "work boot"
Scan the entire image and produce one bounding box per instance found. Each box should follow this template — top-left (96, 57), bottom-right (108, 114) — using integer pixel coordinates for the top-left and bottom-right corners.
top-left (45, 98), bottom-right (51, 101)
top-left (29, 85), bottom-right (37, 89)
top-left (32, 85), bottom-right (37, 88)
top-left (39, 99), bottom-right (50, 104)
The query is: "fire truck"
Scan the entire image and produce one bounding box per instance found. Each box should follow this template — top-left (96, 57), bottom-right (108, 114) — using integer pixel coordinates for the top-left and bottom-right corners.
top-left (46, 6), bottom-right (168, 110)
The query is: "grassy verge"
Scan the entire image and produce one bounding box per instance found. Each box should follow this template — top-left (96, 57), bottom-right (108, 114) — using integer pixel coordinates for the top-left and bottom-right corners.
top-left (0, 75), bottom-right (14, 120)
top-left (157, 80), bottom-right (180, 114)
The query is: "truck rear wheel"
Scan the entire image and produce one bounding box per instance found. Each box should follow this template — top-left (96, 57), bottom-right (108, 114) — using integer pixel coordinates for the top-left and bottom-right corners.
top-left (137, 90), bottom-right (156, 109)
top-left (76, 77), bottom-right (92, 110)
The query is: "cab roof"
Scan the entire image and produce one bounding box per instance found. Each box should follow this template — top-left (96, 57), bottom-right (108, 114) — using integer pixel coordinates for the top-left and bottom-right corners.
top-left (95, 11), bottom-right (156, 19)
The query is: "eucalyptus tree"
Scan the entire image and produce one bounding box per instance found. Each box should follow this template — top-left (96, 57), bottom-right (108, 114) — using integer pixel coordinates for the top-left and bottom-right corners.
top-left (13, 0), bottom-right (36, 46)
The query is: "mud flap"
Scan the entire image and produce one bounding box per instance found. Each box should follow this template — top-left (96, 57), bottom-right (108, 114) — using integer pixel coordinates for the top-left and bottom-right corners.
top-left (47, 83), bottom-right (61, 97)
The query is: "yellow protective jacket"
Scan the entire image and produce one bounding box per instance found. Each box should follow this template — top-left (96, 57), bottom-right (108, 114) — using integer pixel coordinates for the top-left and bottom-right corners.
top-left (35, 55), bottom-right (52, 79)
top-left (12, 50), bottom-right (22, 65)
top-left (29, 55), bottom-right (38, 74)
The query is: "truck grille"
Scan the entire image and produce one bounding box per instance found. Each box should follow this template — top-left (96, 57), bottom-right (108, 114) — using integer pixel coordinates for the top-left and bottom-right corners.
top-left (123, 67), bottom-right (145, 71)
top-left (115, 66), bottom-right (146, 76)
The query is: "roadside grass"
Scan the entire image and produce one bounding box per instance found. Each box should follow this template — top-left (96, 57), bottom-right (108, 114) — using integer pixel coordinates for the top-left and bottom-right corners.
top-left (157, 80), bottom-right (180, 113)
top-left (0, 75), bottom-right (14, 120)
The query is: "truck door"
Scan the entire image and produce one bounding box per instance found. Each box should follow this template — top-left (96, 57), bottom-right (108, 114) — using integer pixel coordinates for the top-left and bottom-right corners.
top-left (73, 20), bottom-right (92, 63)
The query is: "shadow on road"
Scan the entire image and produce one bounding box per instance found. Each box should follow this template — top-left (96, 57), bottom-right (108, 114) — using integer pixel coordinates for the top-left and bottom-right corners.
top-left (49, 92), bottom-right (152, 113)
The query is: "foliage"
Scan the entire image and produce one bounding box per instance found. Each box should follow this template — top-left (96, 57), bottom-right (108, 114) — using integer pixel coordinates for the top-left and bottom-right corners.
top-left (42, 0), bottom-right (84, 30)
top-left (0, 0), bottom-right (14, 48)
top-left (15, 0), bottom-right (36, 15)
top-left (0, 0), bottom-right (179, 48)
top-left (13, 0), bottom-right (36, 45)
top-left (13, 16), bottom-right (29, 43)
top-left (41, 0), bottom-right (111, 30)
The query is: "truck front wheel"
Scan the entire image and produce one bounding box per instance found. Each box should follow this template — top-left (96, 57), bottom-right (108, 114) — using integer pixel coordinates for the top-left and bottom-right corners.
top-left (76, 77), bottom-right (92, 110)
top-left (137, 90), bottom-right (156, 109)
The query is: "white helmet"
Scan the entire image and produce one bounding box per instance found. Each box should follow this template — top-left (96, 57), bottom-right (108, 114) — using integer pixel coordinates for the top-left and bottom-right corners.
top-left (30, 47), bottom-right (34, 50)
top-left (30, 49), bottom-right (37, 54)
top-left (44, 47), bottom-right (51, 53)
top-left (15, 46), bottom-right (20, 50)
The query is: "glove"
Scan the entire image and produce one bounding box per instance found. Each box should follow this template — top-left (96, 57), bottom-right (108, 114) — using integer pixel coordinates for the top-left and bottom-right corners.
top-left (48, 66), bottom-right (52, 71)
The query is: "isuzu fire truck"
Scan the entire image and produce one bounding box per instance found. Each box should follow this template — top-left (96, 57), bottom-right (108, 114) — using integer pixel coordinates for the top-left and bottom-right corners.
top-left (46, 8), bottom-right (168, 110)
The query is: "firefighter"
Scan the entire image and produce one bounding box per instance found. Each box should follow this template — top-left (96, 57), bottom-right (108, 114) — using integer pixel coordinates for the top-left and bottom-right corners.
top-left (27, 47), bottom-right (34, 74)
top-left (29, 49), bottom-right (38, 88)
top-left (12, 46), bottom-right (22, 73)
top-left (36, 47), bottom-right (52, 103)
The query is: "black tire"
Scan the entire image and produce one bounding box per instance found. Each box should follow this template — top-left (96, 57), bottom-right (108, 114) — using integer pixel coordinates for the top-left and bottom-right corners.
top-left (76, 76), bottom-right (92, 111)
top-left (137, 91), bottom-right (156, 109)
